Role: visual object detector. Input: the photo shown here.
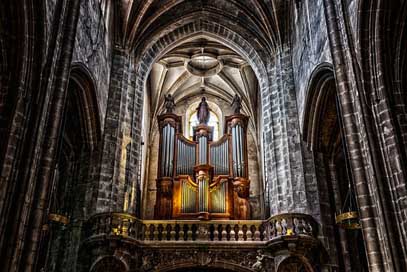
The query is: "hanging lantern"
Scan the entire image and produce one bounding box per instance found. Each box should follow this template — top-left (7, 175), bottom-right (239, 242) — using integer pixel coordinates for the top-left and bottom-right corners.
top-left (336, 184), bottom-right (361, 229)
top-left (47, 166), bottom-right (70, 226)
top-left (48, 213), bottom-right (70, 225)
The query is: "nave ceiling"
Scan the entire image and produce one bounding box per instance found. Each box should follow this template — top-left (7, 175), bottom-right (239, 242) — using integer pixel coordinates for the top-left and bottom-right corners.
top-left (112, 0), bottom-right (290, 134)
top-left (147, 37), bottom-right (259, 129)
top-left (116, 0), bottom-right (289, 52)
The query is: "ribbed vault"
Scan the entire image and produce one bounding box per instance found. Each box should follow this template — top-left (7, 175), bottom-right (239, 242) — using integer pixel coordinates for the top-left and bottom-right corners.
top-left (148, 36), bottom-right (259, 130)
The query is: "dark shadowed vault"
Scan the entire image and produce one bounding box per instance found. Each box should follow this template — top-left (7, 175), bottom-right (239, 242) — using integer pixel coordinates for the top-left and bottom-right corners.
top-left (0, 0), bottom-right (407, 272)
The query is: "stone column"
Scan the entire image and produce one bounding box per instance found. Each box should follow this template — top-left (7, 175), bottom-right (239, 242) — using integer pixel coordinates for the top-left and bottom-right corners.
top-left (15, 0), bottom-right (82, 270)
top-left (322, 0), bottom-right (385, 270)
top-left (96, 47), bottom-right (135, 213)
top-left (264, 46), bottom-right (309, 216)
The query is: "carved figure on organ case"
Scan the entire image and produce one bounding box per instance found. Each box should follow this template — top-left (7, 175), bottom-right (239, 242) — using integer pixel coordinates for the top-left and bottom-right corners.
top-left (252, 250), bottom-right (273, 272)
top-left (231, 94), bottom-right (242, 114)
top-left (164, 93), bottom-right (175, 113)
top-left (196, 96), bottom-right (210, 124)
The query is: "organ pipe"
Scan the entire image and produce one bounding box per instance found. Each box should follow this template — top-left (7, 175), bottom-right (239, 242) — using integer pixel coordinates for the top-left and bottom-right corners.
top-left (160, 125), bottom-right (167, 176)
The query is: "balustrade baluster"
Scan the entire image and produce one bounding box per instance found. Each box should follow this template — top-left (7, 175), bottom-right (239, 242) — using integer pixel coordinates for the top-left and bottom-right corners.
top-left (254, 229), bottom-right (261, 241)
top-left (230, 229), bottom-right (236, 241)
top-left (276, 220), bottom-right (282, 236)
top-left (174, 224), bottom-right (182, 241)
top-left (222, 230), bottom-right (227, 241)
top-left (281, 219), bottom-right (287, 235)
top-left (238, 230), bottom-right (244, 241)
top-left (293, 217), bottom-right (300, 234)
top-left (214, 230), bottom-right (219, 241)
top-left (246, 228), bottom-right (252, 241)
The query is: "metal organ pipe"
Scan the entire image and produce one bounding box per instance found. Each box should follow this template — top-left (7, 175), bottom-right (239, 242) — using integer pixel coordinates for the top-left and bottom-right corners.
top-left (169, 127), bottom-right (174, 176)
top-left (232, 126), bottom-right (237, 176)
top-left (161, 125), bottom-right (167, 176)
top-left (166, 125), bottom-right (172, 176)
top-left (184, 142), bottom-right (186, 174)
top-left (185, 144), bottom-right (188, 174)
top-left (199, 180), bottom-right (202, 211)
top-left (200, 137), bottom-right (204, 164)
top-left (240, 126), bottom-right (246, 177)
top-left (224, 141), bottom-right (228, 174)
top-left (183, 143), bottom-right (185, 174)
top-left (187, 144), bottom-right (190, 174)
top-left (220, 145), bottom-right (222, 175)
top-left (223, 183), bottom-right (226, 212)
top-left (183, 182), bottom-right (186, 213)
top-left (236, 125), bottom-right (242, 176)
top-left (223, 142), bottom-right (226, 174)
top-left (163, 125), bottom-right (169, 176)
top-left (177, 139), bottom-right (181, 175)
top-left (162, 125), bottom-right (167, 176)
top-left (237, 125), bottom-right (242, 177)
top-left (181, 142), bottom-right (183, 174)
top-left (187, 145), bottom-right (195, 175)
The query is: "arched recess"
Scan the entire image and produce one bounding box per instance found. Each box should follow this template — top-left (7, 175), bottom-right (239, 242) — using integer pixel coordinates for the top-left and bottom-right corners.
top-left (303, 64), bottom-right (368, 271)
top-left (159, 261), bottom-right (254, 272)
top-left (90, 256), bottom-right (129, 272)
top-left (136, 19), bottom-right (270, 220)
top-left (37, 64), bottom-right (102, 271)
top-left (277, 256), bottom-right (314, 272)
top-left (69, 63), bottom-right (102, 146)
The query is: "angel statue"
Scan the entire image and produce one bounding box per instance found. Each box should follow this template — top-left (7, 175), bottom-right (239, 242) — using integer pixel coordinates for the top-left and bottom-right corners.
top-left (231, 94), bottom-right (242, 114)
top-left (164, 93), bottom-right (175, 113)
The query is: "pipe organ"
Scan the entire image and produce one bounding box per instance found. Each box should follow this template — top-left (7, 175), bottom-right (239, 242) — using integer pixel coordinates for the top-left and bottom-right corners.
top-left (155, 97), bottom-right (250, 220)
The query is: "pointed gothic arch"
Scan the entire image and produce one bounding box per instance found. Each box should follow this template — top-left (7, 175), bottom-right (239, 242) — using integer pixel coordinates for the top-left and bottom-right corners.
top-left (303, 64), bottom-right (368, 271)
top-left (38, 63), bottom-right (103, 270)
top-left (137, 19), bottom-right (270, 220)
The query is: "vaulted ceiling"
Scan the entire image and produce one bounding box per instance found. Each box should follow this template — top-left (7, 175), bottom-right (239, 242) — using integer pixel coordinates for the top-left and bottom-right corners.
top-left (113, 0), bottom-right (292, 135)
top-left (148, 36), bottom-right (258, 124)
top-left (115, 0), bottom-right (291, 51)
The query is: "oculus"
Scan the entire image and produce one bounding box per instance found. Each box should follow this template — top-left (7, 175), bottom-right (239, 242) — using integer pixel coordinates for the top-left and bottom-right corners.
top-left (185, 52), bottom-right (223, 77)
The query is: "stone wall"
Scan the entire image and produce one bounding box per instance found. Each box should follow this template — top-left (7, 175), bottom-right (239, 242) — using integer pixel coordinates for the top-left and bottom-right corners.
top-left (72, 0), bottom-right (112, 126)
top-left (291, 0), bottom-right (332, 128)
top-left (46, 0), bottom-right (112, 125)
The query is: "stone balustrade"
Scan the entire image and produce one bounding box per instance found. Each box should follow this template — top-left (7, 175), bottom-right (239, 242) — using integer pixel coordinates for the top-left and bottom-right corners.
top-left (83, 212), bottom-right (318, 243)
top-left (264, 213), bottom-right (317, 238)
top-left (141, 219), bottom-right (265, 242)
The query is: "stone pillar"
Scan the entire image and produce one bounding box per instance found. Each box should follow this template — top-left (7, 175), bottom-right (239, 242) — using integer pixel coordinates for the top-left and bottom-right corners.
top-left (96, 47), bottom-right (135, 213)
top-left (264, 46), bottom-right (309, 216)
top-left (322, 0), bottom-right (385, 270)
top-left (13, 0), bottom-right (82, 270)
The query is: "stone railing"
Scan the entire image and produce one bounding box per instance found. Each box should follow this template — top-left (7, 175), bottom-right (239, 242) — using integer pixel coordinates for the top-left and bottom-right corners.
top-left (264, 213), bottom-right (317, 238)
top-left (141, 219), bottom-right (265, 242)
top-left (84, 212), bottom-right (143, 239)
top-left (83, 212), bottom-right (317, 243)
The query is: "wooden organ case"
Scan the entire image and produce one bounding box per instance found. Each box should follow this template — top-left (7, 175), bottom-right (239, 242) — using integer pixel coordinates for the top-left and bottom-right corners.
top-left (155, 97), bottom-right (250, 220)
